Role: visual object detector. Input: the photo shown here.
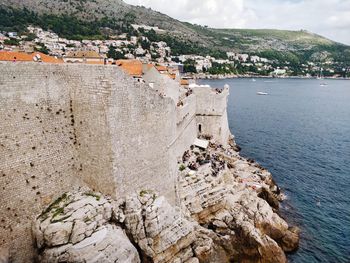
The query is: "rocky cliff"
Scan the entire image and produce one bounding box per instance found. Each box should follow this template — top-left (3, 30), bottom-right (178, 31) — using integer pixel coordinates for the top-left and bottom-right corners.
top-left (31, 139), bottom-right (299, 263)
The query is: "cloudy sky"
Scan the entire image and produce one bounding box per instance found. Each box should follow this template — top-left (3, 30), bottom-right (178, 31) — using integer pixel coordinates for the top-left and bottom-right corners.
top-left (124, 0), bottom-right (350, 45)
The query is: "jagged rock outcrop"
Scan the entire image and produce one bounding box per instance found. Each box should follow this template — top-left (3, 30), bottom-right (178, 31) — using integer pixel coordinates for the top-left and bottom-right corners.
top-left (178, 142), bottom-right (299, 262)
top-left (38, 225), bottom-right (140, 263)
top-left (123, 192), bottom-right (199, 263)
top-left (33, 143), bottom-right (299, 263)
top-left (32, 191), bottom-right (140, 263)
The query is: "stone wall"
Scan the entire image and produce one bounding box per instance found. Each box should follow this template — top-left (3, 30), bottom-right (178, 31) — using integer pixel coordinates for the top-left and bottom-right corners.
top-left (172, 94), bottom-right (197, 157)
top-left (193, 86), bottom-right (231, 145)
top-left (0, 62), bottom-right (178, 262)
top-left (66, 65), bottom-right (178, 200)
top-left (143, 66), bottom-right (180, 103)
top-left (0, 63), bottom-right (83, 261)
top-left (0, 62), bottom-right (230, 262)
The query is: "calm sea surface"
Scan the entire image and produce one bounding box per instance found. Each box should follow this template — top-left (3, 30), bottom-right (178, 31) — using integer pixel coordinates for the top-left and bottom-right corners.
top-left (199, 78), bottom-right (350, 263)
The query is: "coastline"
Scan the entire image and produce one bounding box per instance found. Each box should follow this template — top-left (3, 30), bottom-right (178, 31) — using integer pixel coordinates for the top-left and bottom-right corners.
top-left (190, 73), bottom-right (350, 80)
top-left (31, 135), bottom-right (300, 263)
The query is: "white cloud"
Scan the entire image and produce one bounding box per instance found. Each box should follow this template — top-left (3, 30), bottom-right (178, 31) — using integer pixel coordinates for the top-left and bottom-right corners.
top-left (124, 0), bottom-right (350, 44)
top-left (125, 0), bottom-right (257, 28)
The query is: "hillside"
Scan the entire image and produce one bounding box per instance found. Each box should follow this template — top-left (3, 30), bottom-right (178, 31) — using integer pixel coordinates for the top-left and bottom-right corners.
top-left (0, 0), bottom-right (349, 64)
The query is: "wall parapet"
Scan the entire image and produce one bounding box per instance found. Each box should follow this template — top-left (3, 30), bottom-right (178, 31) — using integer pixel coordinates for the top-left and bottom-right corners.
top-left (192, 85), bottom-right (229, 117)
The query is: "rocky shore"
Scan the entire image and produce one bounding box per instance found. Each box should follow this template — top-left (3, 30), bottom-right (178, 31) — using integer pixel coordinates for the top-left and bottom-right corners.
top-left (31, 137), bottom-right (299, 263)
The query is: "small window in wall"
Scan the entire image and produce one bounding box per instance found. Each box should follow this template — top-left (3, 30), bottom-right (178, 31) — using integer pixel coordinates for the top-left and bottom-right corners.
top-left (198, 124), bottom-right (202, 133)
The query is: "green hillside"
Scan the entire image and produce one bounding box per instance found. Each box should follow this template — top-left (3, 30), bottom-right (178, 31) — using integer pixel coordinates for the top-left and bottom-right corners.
top-left (0, 0), bottom-right (349, 66)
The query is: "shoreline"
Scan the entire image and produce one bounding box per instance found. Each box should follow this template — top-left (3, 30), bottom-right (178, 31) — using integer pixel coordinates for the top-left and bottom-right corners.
top-left (190, 73), bottom-right (350, 80)
top-left (31, 136), bottom-right (300, 263)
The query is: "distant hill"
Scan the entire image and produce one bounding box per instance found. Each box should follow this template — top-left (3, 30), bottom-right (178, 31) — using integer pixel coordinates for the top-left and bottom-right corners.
top-left (0, 0), bottom-right (349, 64)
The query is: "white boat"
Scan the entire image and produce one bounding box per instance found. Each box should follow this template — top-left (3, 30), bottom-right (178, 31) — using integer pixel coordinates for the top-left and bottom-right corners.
top-left (257, 92), bottom-right (268, 95)
top-left (252, 78), bottom-right (256, 82)
top-left (317, 67), bottom-right (324, 79)
top-left (320, 83), bottom-right (328, 86)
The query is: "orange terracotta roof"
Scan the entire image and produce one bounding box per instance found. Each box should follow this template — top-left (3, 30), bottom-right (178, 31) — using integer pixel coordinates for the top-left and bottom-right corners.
top-left (180, 79), bottom-right (189, 86)
top-left (86, 60), bottom-right (114, 65)
top-left (38, 53), bottom-right (63, 63)
top-left (168, 73), bottom-right (176, 80)
top-left (116, 59), bottom-right (143, 77)
top-left (0, 51), bottom-right (63, 63)
top-left (86, 61), bottom-right (105, 65)
top-left (156, 65), bottom-right (168, 72)
top-left (0, 51), bottom-right (32, 61)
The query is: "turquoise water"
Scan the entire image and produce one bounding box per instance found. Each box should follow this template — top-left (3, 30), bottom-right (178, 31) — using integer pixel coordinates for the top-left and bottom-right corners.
top-left (199, 78), bottom-right (350, 263)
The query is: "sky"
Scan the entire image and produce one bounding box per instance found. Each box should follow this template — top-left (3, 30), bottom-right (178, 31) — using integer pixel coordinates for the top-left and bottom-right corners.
top-left (124, 0), bottom-right (350, 45)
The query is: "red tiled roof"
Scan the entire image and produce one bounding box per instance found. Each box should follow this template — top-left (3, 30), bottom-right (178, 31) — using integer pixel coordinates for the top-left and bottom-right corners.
top-left (168, 73), bottom-right (176, 80)
top-left (156, 65), bottom-right (168, 72)
top-left (39, 53), bottom-right (64, 63)
top-left (116, 59), bottom-right (143, 77)
top-left (0, 51), bottom-right (63, 63)
top-left (180, 79), bottom-right (189, 86)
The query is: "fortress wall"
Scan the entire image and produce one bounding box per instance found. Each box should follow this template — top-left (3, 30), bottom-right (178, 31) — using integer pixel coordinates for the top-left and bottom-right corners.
top-left (0, 63), bottom-right (180, 262)
top-left (193, 86), bottom-right (229, 116)
top-left (0, 62), bottom-right (83, 262)
top-left (143, 67), bottom-right (180, 103)
top-left (68, 64), bottom-right (178, 200)
top-left (104, 71), bottom-right (177, 201)
top-left (0, 62), bottom-right (231, 262)
top-left (196, 112), bottom-right (230, 146)
top-left (173, 94), bottom-right (198, 158)
top-left (66, 65), bottom-right (121, 197)
top-left (193, 87), bottom-right (231, 145)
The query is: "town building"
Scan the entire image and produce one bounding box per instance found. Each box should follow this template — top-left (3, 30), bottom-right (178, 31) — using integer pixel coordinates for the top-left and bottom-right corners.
top-left (63, 51), bottom-right (104, 64)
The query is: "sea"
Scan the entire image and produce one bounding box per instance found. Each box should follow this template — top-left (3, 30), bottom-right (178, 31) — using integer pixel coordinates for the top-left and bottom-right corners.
top-left (199, 78), bottom-right (350, 263)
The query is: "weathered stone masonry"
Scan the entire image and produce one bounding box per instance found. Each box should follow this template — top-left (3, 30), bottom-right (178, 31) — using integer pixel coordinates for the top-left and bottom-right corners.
top-left (0, 63), bottom-right (178, 262)
top-left (0, 62), bottom-right (231, 262)
top-left (193, 86), bottom-right (230, 145)
top-left (0, 63), bottom-right (81, 262)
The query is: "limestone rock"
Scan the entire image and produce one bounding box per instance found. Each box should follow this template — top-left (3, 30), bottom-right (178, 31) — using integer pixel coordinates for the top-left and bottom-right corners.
top-left (31, 141), bottom-right (299, 263)
top-left (178, 143), bottom-right (299, 262)
top-left (33, 191), bottom-right (140, 263)
top-left (279, 226), bottom-right (300, 252)
top-left (124, 192), bottom-right (198, 263)
top-left (33, 191), bottom-right (113, 248)
top-left (39, 225), bottom-right (140, 263)
top-left (257, 187), bottom-right (280, 210)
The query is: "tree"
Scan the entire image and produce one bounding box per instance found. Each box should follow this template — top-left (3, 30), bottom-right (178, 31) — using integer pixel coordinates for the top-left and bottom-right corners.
top-left (183, 59), bottom-right (197, 73)
top-left (140, 40), bottom-right (151, 50)
top-left (34, 43), bottom-right (50, 54)
top-left (151, 52), bottom-right (160, 60)
top-left (4, 38), bottom-right (20, 46)
top-left (107, 47), bottom-right (125, 60)
top-left (123, 12), bottom-right (136, 24)
top-left (24, 33), bottom-right (36, 41)
top-left (172, 57), bottom-right (180, 63)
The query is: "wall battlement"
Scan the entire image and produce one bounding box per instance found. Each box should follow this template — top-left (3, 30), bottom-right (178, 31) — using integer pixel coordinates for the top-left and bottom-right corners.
top-left (0, 62), bottom-right (231, 262)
